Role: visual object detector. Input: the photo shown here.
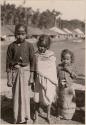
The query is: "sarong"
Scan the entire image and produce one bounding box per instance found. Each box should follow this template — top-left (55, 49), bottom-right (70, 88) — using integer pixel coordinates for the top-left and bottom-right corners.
top-left (12, 66), bottom-right (31, 123)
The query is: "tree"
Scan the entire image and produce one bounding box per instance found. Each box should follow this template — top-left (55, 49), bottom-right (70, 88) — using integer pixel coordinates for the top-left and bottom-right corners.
top-left (1, 3), bottom-right (85, 33)
top-left (26, 7), bottom-right (34, 25)
top-left (52, 9), bottom-right (61, 27)
top-left (31, 9), bottom-right (40, 27)
top-left (38, 9), bottom-right (55, 28)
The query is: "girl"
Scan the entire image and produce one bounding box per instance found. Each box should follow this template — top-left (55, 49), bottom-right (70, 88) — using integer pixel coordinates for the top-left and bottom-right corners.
top-left (34, 35), bottom-right (58, 124)
top-left (57, 49), bottom-right (76, 120)
top-left (6, 24), bottom-right (35, 124)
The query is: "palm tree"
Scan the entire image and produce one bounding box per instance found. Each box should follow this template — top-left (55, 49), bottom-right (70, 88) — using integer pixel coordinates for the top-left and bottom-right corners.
top-left (32, 9), bottom-right (40, 27)
top-left (1, 1), bottom-right (7, 25)
top-left (52, 9), bottom-right (61, 27)
top-left (26, 7), bottom-right (34, 25)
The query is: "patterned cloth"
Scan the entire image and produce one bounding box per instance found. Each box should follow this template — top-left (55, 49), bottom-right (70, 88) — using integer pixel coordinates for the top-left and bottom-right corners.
top-left (34, 50), bottom-right (58, 105)
top-left (57, 64), bottom-right (76, 119)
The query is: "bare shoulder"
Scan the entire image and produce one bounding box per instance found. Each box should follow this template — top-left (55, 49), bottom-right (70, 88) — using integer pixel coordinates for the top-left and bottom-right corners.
top-left (57, 63), bottom-right (63, 71)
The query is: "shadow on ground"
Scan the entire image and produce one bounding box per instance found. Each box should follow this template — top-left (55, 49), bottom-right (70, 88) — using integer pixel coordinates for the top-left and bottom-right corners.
top-left (1, 96), bottom-right (13, 124)
top-left (1, 89), bottom-right (85, 124)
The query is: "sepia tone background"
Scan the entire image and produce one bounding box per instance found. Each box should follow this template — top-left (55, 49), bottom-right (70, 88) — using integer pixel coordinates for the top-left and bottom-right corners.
top-left (0, 0), bottom-right (85, 124)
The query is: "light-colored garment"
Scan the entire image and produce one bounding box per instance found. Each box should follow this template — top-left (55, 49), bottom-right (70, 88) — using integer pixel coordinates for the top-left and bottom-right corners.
top-left (12, 66), bottom-right (31, 123)
top-left (34, 50), bottom-right (58, 106)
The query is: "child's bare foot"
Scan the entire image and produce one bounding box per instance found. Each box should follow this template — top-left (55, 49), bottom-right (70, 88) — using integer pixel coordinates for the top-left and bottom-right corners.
top-left (26, 119), bottom-right (33, 124)
top-left (33, 110), bottom-right (38, 124)
top-left (47, 105), bottom-right (51, 124)
top-left (33, 119), bottom-right (38, 124)
top-left (47, 117), bottom-right (51, 124)
top-left (57, 115), bottom-right (64, 120)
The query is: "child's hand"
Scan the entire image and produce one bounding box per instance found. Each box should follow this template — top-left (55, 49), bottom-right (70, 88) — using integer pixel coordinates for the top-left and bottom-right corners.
top-left (61, 80), bottom-right (66, 85)
top-left (60, 80), bottom-right (67, 88)
top-left (7, 71), bottom-right (13, 87)
top-left (42, 86), bottom-right (47, 91)
top-left (70, 72), bottom-right (77, 79)
top-left (64, 66), bottom-right (77, 79)
top-left (28, 77), bottom-right (34, 91)
top-left (64, 66), bottom-right (72, 74)
top-left (29, 77), bottom-right (34, 84)
top-left (29, 72), bottom-right (34, 84)
top-left (14, 64), bottom-right (21, 68)
top-left (31, 83), bottom-right (34, 91)
top-left (7, 82), bottom-right (13, 87)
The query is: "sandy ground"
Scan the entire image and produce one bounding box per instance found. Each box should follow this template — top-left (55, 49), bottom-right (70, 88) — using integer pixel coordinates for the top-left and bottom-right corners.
top-left (0, 78), bottom-right (85, 124)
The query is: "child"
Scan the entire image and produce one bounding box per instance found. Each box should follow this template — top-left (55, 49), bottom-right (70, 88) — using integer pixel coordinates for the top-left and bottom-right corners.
top-left (57, 49), bottom-right (76, 120)
top-left (34, 35), bottom-right (58, 123)
top-left (6, 24), bottom-right (35, 124)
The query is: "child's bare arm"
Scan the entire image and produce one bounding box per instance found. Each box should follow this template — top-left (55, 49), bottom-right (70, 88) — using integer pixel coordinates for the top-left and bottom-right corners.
top-left (64, 66), bottom-right (77, 79)
top-left (7, 71), bottom-right (13, 87)
top-left (29, 72), bottom-right (34, 83)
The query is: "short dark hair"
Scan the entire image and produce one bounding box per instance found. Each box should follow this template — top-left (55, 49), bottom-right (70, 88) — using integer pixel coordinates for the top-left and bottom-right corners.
top-left (15, 23), bottom-right (27, 35)
top-left (61, 49), bottom-right (74, 63)
top-left (37, 35), bottom-right (51, 49)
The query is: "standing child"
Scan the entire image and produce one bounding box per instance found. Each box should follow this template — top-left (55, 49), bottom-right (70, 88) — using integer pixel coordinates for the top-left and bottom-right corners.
top-left (6, 24), bottom-right (35, 124)
top-left (34, 35), bottom-right (58, 124)
top-left (57, 49), bottom-right (76, 120)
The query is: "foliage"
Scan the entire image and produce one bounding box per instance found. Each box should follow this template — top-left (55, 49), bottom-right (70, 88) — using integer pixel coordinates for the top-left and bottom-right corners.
top-left (61, 20), bottom-right (85, 33)
top-left (1, 3), bottom-right (85, 32)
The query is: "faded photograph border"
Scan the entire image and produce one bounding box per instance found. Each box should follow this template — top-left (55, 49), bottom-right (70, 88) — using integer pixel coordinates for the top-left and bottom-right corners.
top-left (0, 0), bottom-right (85, 124)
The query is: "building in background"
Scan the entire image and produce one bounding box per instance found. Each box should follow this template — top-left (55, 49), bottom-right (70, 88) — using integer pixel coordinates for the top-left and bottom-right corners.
top-left (50, 26), bottom-right (67, 40)
top-left (63, 28), bottom-right (73, 39)
top-left (72, 28), bottom-right (85, 39)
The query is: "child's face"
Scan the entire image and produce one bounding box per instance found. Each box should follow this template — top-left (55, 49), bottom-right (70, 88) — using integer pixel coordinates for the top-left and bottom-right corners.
top-left (38, 46), bottom-right (47, 53)
top-left (16, 26), bottom-right (26, 42)
top-left (62, 53), bottom-right (71, 66)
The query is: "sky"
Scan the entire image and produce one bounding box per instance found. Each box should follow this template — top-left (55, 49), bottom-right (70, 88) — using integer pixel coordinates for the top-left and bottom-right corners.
top-left (0, 0), bottom-right (85, 21)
